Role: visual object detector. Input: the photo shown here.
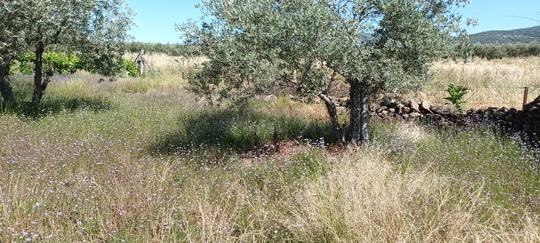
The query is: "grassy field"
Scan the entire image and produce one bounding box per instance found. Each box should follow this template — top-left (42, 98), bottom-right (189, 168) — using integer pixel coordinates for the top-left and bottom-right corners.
top-left (0, 57), bottom-right (539, 241)
top-left (426, 57), bottom-right (540, 109)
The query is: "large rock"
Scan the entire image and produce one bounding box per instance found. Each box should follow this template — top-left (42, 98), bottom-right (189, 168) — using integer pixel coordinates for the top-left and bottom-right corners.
top-left (379, 97), bottom-right (401, 109)
top-left (369, 103), bottom-right (380, 112)
top-left (420, 100), bottom-right (432, 113)
top-left (408, 99), bottom-right (420, 112)
top-left (369, 95), bottom-right (539, 146)
top-left (431, 104), bottom-right (458, 116)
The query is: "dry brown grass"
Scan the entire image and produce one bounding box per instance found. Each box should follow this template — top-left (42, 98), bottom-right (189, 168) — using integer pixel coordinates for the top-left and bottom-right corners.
top-left (423, 57), bottom-right (540, 109)
top-left (260, 96), bottom-right (329, 122)
top-left (119, 53), bottom-right (540, 110)
top-left (282, 149), bottom-right (540, 242)
top-left (392, 122), bottom-right (431, 143)
top-left (124, 53), bottom-right (207, 74)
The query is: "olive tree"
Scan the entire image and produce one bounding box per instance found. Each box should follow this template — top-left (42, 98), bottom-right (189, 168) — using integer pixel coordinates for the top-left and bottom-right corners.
top-left (0, 0), bottom-right (34, 107)
top-left (182, 0), bottom-right (468, 144)
top-left (24, 0), bottom-right (132, 106)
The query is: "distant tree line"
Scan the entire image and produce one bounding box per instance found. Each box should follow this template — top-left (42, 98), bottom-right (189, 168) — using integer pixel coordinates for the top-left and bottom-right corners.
top-left (125, 41), bottom-right (540, 61)
top-left (471, 43), bottom-right (540, 60)
top-left (125, 42), bottom-right (201, 57)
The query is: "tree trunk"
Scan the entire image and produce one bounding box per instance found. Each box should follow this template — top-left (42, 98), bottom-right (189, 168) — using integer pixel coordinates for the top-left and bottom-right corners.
top-left (318, 93), bottom-right (340, 139)
top-left (32, 41), bottom-right (46, 106)
top-left (0, 62), bottom-right (16, 107)
top-left (348, 79), bottom-right (370, 145)
top-left (32, 42), bottom-right (45, 105)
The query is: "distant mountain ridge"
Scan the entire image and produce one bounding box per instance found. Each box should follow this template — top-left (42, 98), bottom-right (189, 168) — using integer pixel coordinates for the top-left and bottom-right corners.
top-left (470, 25), bottom-right (540, 44)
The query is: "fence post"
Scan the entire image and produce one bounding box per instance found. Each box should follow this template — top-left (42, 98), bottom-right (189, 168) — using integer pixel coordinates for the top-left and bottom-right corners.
top-left (523, 86), bottom-right (529, 110)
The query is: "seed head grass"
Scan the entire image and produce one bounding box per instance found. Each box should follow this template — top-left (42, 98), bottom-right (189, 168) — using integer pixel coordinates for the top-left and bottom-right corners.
top-left (1, 57), bottom-right (540, 241)
top-left (421, 57), bottom-right (540, 109)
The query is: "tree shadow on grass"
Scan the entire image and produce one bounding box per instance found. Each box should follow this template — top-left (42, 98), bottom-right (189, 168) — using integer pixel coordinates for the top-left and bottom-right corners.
top-left (149, 107), bottom-right (337, 156)
top-left (1, 96), bottom-right (112, 119)
top-left (1, 80), bottom-right (112, 119)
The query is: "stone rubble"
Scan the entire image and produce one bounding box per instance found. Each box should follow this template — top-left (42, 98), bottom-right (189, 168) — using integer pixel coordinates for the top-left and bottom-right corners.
top-left (335, 95), bottom-right (540, 146)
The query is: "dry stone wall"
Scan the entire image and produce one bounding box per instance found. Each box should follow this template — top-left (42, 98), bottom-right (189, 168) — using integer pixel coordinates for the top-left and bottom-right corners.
top-left (336, 95), bottom-right (539, 146)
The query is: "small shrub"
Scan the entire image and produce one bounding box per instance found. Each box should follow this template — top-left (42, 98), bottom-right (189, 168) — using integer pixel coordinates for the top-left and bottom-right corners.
top-left (121, 59), bottom-right (139, 77)
top-left (444, 83), bottom-right (469, 112)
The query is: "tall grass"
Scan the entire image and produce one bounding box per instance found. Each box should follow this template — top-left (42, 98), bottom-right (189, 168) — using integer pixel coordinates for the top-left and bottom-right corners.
top-left (1, 58), bottom-right (540, 241)
top-left (124, 53), bottom-right (206, 76)
top-left (423, 57), bottom-right (540, 109)
top-left (373, 122), bottom-right (540, 214)
top-left (283, 150), bottom-right (540, 242)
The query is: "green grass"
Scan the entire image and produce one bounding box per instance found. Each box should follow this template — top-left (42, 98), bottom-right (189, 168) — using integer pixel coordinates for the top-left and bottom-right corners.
top-left (150, 104), bottom-right (335, 155)
top-left (1, 77), bottom-right (539, 241)
top-left (372, 122), bottom-right (540, 214)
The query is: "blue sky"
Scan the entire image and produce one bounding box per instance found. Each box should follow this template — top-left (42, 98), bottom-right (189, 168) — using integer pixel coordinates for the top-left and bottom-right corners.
top-left (127, 0), bottom-right (540, 43)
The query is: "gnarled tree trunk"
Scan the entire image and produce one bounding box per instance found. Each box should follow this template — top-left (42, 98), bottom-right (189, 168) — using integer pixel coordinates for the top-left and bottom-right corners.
top-left (318, 93), bottom-right (341, 139)
top-left (32, 41), bottom-right (53, 106)
top-left (0, 62), bottom-right (16, 107)
top-left (348, 79), bottom-right (370, 145)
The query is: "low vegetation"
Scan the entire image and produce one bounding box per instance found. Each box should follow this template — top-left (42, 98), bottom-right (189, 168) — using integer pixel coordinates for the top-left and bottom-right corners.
top-left (2, 0), bottom-right (540, 241)
top-left (1, 58), bottom-right (539, 241)
top-left (443, 83), bottom-right (469, 112)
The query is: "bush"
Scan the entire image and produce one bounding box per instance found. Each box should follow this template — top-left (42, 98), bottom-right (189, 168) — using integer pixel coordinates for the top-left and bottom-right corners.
top-left (444, 83), bottom-right (469, 112)
top-left (44, 52), bottom-right (81, 74)
top-left (12, 51), bottom-right (139, 77)
top-left (121, 59), bottom-right (139, 77)
top-left (13, 51), bottom-right (82, 74)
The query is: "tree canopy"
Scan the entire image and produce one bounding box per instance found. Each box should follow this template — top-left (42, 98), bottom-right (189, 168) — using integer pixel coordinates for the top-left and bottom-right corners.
top-left (0, 0), bottom-right (132, 107)
top-left (0, 0), bottom-right (32, 64)
top-left (0, 0), bottom-right (35, 107)
top-left (182, 0), bottom-right (469, 144)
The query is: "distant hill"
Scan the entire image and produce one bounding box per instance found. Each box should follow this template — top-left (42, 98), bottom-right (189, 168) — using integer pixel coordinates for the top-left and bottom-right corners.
top-left (470, 25), bottom-right (540, 44)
